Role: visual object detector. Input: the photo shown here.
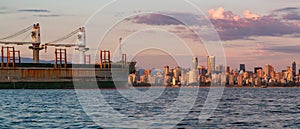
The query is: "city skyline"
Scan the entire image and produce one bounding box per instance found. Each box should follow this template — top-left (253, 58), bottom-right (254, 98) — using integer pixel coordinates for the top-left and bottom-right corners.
top-left (0, 0), bottom-right (299, 71)
top-left (131, 56), bottom-right (300, 87)
top-left (136, 56), bottom-right (300, 75)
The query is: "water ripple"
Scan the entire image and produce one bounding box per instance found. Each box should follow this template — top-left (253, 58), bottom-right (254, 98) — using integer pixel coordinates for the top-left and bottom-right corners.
top-left (0, 88), bottom-right (299, 128)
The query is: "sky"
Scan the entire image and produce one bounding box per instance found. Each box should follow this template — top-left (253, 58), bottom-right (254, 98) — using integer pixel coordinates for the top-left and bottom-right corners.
top-left (0, 0), bottom-right (299, 71)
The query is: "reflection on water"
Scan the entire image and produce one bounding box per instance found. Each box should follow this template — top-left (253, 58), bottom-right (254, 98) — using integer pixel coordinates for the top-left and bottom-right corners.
top-left (0, 88), bottom-right (299, 128)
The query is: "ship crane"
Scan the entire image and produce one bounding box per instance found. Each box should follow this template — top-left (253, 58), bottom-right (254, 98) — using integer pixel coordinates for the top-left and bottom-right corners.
top-left (0, 23), bottom-right (44, 63)
top-left (44, 27), bottom-right (89, 64)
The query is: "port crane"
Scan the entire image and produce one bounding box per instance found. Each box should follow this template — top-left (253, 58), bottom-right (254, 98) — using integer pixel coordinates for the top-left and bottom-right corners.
top-left (43, 27), bottom-right (89, 64)
top-left (0, 23), bottom-right (44, 63)
top-left (0, 23), bottom-right (89, 64)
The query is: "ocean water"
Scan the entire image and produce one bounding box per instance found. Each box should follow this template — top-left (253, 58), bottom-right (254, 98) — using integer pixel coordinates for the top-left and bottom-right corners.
top-left (0, 88), bottom-right (299, 128)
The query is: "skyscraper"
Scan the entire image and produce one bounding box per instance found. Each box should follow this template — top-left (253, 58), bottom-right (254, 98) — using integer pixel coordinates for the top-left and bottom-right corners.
top-left (240, 64), bottom-right (246, 72)
top-left (192, 57), bottom-right (198, 70)
top-left (164, 66), bottom-right (169, 78)
top-left (265, 64), bottom-right (274, 77)
top-left (207, 56), bottom-right (215, 74)
top-left (254, 67), bottom-right (262, 74)
top-left (292, 61), bottom-right (296, 77)
top-left (287, 66), bottom-right (293, 81)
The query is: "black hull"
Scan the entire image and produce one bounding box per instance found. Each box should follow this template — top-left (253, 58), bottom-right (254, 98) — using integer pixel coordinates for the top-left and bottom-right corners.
top-left (0, 81), bottom-right (128, 89)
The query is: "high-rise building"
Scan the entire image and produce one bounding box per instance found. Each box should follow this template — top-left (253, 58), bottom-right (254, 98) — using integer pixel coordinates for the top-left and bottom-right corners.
top-left (215, 64), bottom-right (224, 73)
top-left (287, 66), bottom-right (293, 81)
top-left (254, 67), bottom-right (262, 73)
top-left (265, 64), bottom-right (274, 77)
top-left (189, 57), bottom-right (199, 85)
top-left (237, 74), bottom-right (243, 86)
top-left (192, 57), bottom-right (198, 70)
top-left (257, 69), bottom-right (263, 78)
top-left (198, 65), bottom-right (206, 76)
top-left (173, 66), bottom-right (181, 83)
top-left (207, 56), bottom-right (215, 74)
top-left (226, 66), bottom-right (231, 73)
top-left (292, 61), bottom-right (296, 77)
top-left (164, 66), bottom-right (169, 78)
top-left (240, 64), bottom-right (246, 72)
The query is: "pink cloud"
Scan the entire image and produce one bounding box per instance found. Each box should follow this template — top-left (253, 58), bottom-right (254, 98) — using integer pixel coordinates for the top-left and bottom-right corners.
top-left (127, 7), bottom-right (300, 41)
top-left (243, 10), bottom-right (260, 20)
top-left (209, 7), bottom-right (300, 40)
top-left (208, 7), bottom-right (240, 21)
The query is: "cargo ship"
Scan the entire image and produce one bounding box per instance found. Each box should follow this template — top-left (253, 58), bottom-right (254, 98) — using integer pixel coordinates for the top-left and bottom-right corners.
top-left (0, 23), bottom-right (135, 89)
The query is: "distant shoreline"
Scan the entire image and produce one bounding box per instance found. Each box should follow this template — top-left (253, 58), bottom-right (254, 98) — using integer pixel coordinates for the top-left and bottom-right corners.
top-left (133, 86), bottom-right (300, 88)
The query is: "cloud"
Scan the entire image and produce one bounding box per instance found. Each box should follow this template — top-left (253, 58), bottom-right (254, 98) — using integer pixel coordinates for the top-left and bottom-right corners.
top-left (212, 15), bottom-right (300, 40)
top-left (282, 13), bottom-right (300, 21)
top-left (18, 9), bottom-right (50, 13)
top-left (271, 7), bottom-right (300, 21)
top-left (33, 14), bottom-right (61, 17)
top-left (17, 8), bottom-right (70, 18)
top-left (126, 7), bottom-right (300, 41)
top-left (0, 6), bottom-right (11, 14)
top-left (208, 7), bottom-right (240, 21)
top-left (209, 7), bottom-right (300, 40)
top-left (273, 7), bottom-right (298, 13)
top-left (208, 7), bottom-right (225, 20)
top-left (0, 8), bottom-right (52, 15)
top-left (208, 7), bottom-right (260, 20)
top-left (243, 10), bottom-right (260, 20)
top-left (262, 45), bottom-right (300, 54)
top-left (127, 13), bottom-right (182, 25)
top-left (126, 12), bottom-right (201, 26)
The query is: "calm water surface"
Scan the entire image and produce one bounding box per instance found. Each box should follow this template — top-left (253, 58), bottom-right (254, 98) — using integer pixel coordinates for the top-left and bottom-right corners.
top-left (0, 88), bottom-right (299, 128)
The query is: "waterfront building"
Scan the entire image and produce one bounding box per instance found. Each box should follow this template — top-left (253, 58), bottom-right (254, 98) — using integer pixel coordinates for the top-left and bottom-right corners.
top-left (164, 66), bottom-right (169, 79)
top-left (173, 67), bottom-right (180, 81)
top-left (172, 66), bottom-right (181, 86)
top-left (254, 77), bottom-right (261, 86)
top-left (215, 64), bottom-right (224, 74)
top-left (221, 73), bottom-right (227, 85)
top-left (265, 64), bottom-right (274, 78)
top-left (140, 75), bottom-right (146, 83)
top-left (128, 73), bottom-right (137, 86)
top-left (188, 70), bottom-right (198, 85)
top-left (207, 56), bottom-right (215, 75)
top-left (226, 66), bottom-right (231, 74)
top-left (243, 71), bottom-right (249, 79)
top-left (240, 64), bottom-right (246, 72)
top-left (237, 74), bottom-right (243, 86)
top-left (254, 67), bottom-right (262, 74)
top-left (287, 66), bottom-right (293, 82)
top-left (292, 61), bottom-right (296, 77)
top-left (144, 69), bottom-right (151, 77)
top-left (192, 57), bottom-right (198, 70)
top-left (164, 75), bottom-right (172, 86)
top-left (180, 72), bottom-right (188, 86)
top-left (229, 74), bottom-right (235, 86)
top-left (275, 72), bottom-right (283, 83)
top-left (187, 57), bottom-right (199, 85)
top-left (198, 65), bottom-right (206, 76)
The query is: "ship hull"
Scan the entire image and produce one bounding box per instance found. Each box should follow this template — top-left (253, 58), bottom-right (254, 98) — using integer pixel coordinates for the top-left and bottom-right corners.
top-left (0, 63), bottom-right (134, 89)
top-left (0, 80), bottom-right (127, 89)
